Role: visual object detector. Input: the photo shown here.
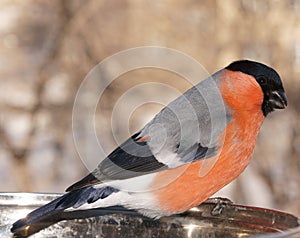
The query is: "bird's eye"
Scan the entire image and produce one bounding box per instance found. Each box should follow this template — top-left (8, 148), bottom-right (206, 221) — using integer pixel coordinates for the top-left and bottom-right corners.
top-left (258, 76), bottom-right (267, 85)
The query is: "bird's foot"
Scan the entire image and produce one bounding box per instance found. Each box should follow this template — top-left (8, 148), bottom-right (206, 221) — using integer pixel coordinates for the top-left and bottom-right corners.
top-left (205, 197), bottom-right (233, 216)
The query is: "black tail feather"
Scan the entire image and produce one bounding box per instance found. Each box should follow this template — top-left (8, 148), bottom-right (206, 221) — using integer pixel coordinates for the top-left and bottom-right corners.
top-left (11, 186), bottom-right (118, 234)
top-left (11, 194), bottom-right (66, 233)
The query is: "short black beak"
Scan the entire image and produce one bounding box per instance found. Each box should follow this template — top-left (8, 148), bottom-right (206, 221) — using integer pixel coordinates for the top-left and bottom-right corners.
top-left (269, 90), bottom-right (287, 109)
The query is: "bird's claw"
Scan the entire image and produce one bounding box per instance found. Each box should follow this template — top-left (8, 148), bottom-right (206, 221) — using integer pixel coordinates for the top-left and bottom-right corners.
top-left (206, 197), bottom-right (233, 216)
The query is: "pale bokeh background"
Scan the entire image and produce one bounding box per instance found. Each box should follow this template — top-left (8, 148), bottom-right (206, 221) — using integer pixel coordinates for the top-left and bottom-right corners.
top-left (0, 0), bottom-right (300, 216)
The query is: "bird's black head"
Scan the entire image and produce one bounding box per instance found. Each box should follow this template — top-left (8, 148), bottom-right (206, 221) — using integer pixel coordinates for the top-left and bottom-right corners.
top-left (226, 60), bottom-right (287, 116)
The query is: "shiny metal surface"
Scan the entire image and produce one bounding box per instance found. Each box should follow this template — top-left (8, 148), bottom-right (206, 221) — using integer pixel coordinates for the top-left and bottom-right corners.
top-left (0, 193), bottom-right (299, 237)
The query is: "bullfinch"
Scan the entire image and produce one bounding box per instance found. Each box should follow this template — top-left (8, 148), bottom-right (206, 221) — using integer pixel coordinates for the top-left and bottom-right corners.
top-left (11, 60), bottom-right (287, 234)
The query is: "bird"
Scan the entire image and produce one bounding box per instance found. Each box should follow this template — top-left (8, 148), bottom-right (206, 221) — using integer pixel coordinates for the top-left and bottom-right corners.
top-left (11, 60), bottom-right (287, 234)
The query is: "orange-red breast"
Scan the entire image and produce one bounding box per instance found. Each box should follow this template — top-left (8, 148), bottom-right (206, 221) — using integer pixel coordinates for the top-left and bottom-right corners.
top-left (11, 60), bottom-right (287, 234)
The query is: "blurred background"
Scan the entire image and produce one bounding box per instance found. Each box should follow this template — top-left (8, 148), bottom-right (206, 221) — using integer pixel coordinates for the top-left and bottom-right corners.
top-left (0, 0), bottom-right (299, 216)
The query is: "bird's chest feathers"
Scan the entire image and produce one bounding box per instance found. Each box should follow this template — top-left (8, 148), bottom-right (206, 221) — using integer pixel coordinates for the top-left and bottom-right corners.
top-left (217, 69), bottom-right (265, 169)
top-left (220, 110), bottom-right (264, 173)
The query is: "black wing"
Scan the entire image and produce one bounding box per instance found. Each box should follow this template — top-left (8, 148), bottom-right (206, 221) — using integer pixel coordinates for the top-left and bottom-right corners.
top-left (66, 132), bottom-right (167, 191)
top-left (66, 132), bottom-right (216, 192)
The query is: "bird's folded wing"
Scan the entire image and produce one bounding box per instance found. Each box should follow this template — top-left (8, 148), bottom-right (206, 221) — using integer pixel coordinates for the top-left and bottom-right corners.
top-left (66, 132), bottom-right (217, 192)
